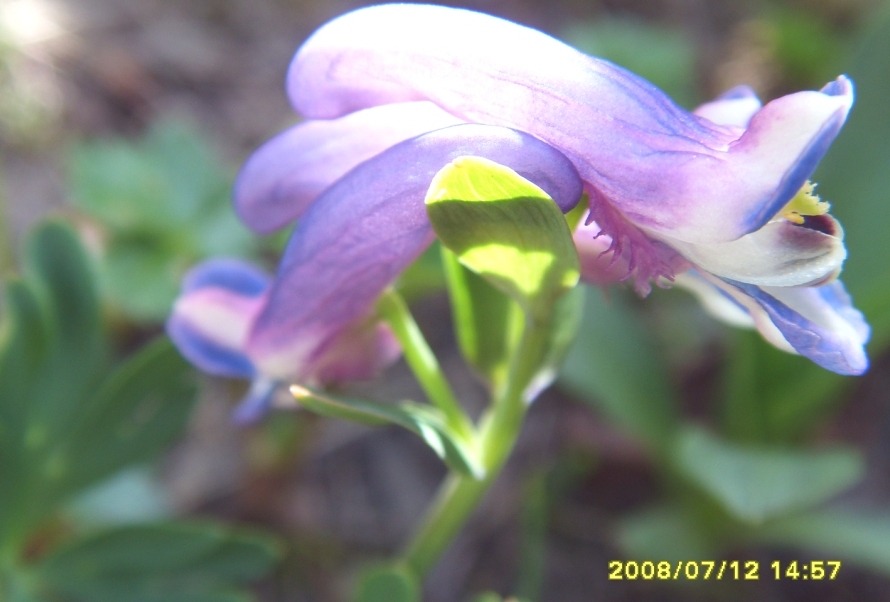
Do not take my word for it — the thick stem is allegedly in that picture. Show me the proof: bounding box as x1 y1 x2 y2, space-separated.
401 319 549 576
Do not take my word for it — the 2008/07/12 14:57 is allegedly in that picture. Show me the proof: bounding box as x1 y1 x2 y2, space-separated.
608 559 842 580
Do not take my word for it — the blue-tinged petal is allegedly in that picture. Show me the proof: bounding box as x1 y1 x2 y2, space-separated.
167 260 270 379
232 377 277 425
168 258 401 392
181 258 270 296
234 101 463 234
286 3 852 244
693 85 761 128
697 273 869 375
245 124 583 378
726 77 854 237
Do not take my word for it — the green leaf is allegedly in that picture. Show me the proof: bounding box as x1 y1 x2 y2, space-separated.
531 285 585 398
0 221 107 544
673 426 864 524
761 510 890 575
815 6 890 349
47 337 198 498
425 156 580 319
0 221 200 546
36 522 282 602
442 247 522 389
67 118 258 323
68 120 230 231
0 281 48 452
353 564 419 602
23 220 105 413
289 386 484 479
558 285 677 452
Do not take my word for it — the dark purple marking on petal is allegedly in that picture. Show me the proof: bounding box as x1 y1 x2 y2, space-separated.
801 214 838 236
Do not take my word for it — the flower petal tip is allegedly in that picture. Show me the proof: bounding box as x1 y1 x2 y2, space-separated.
231 378 278 426
167 260 270 379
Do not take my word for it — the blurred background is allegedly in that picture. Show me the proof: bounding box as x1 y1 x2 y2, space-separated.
1 0 889 601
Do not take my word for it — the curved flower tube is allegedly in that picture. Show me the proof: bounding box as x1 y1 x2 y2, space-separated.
287 4 853 248
168 124 584 420
254 4 866 374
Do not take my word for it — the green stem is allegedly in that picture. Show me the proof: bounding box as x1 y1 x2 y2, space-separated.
376 289 475 441
401 318 550 576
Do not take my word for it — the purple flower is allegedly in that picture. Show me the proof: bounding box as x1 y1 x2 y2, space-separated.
168 124 583 420
168 3 869 412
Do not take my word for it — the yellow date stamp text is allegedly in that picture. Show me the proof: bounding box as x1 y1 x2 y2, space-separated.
607 560 842 581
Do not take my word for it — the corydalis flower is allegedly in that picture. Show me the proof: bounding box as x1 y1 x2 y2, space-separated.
276 3 866 374
168 2 869 415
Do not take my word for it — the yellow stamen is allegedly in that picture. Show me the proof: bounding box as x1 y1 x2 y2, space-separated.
780 180 830 224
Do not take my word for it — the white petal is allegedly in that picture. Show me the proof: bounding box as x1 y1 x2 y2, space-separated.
663 217 846 287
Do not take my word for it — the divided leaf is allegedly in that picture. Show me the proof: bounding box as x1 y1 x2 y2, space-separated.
674 427 863 524
68 119 257 322
47 337 198 499
36 522 282 602
0 221 198 545
0 221 107 543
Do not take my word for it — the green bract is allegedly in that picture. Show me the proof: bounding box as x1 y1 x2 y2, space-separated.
425 156 580 320
289 386 483 479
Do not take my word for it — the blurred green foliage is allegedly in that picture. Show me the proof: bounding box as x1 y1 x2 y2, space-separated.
0 220 281 601
765 4 844 89
561 18 698 108
68 119 260 323
353 565 419 602
560 286 677 453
